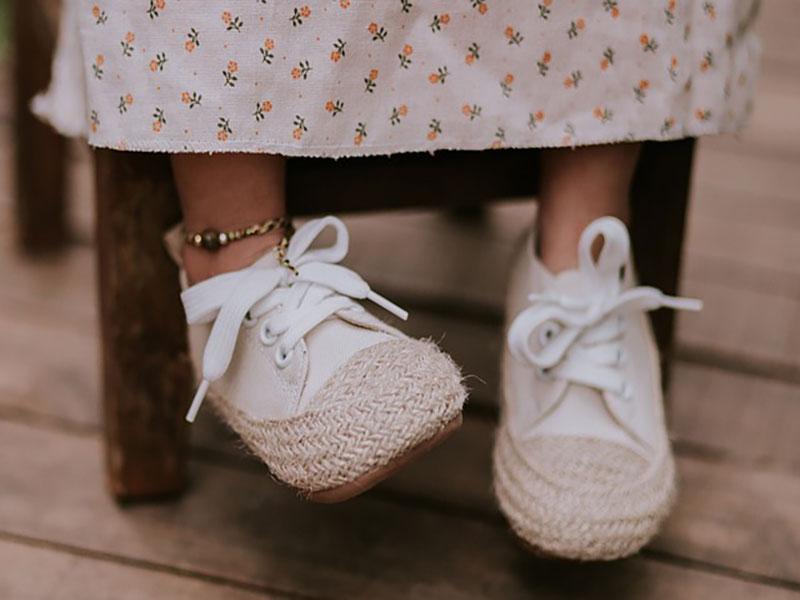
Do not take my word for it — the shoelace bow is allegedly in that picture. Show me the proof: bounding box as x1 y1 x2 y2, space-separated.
180 216 408 422
507 217 702 400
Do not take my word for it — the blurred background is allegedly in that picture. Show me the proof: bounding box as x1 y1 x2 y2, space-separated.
1 2 799 599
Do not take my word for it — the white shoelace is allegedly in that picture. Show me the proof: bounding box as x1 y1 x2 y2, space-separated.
180 216 408 423
507 217 702 400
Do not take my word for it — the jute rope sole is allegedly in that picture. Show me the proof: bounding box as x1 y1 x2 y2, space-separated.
493 425 675 561
308 414 462 503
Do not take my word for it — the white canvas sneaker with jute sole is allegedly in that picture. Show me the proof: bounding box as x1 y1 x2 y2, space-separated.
166 216 466 502
493 216 702 560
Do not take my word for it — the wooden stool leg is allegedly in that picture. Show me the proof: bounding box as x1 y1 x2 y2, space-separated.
95 150 193 500
13 0 68 254
630 138 696 384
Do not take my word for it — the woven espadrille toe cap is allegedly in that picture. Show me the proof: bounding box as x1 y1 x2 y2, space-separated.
249 338 466 493
493 428 676 561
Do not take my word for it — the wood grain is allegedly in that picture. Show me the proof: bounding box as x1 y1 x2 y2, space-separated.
0 539 281 600
2 419 797 600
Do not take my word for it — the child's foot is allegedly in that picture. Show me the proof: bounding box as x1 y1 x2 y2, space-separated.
493 216 701 560
167 216 466 502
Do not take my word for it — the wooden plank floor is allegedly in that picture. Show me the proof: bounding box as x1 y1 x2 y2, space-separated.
2 2 800 598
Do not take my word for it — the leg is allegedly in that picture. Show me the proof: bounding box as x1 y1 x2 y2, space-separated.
537 143 641 273
96 150 192 500
171 154 287 284
14 0 67 254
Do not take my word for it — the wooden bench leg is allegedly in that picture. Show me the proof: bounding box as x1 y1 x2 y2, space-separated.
95 149 192 501
13 0 68 254
630 138 696 384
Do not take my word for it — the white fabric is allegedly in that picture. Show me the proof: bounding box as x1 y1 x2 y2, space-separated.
181 216 407 422
35 0 759 156
503 216 701 455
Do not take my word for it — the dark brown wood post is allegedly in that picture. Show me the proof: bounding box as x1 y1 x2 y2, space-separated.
13 0 68 254
95 150 192 500
630 138 696 383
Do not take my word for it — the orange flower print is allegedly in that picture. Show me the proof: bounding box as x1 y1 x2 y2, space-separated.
695 108 712 121
567 19 585 39
668 55 679 81
399 44 413 68
665 0 677 25
149 52 167 72
368 22 387 42
181 91 202 108
427 118 442 141
292 115 308 140
430 14 449 33
152 107 166 132
364 69 379 93
563 70 582 89
528 110 545 130
640 34 659 52
354 122 367 145
291 6 311 27
538 0 553 20
593 106 613 123
537 51 551 76
463 103 482 120
465 42 480 65
600 47 615 70
703 2 716 20
325 99 344 116
254 100 273 121
262 38 276 64
117 93 134 114
291 60 312 80
634 79 650 102
223 60 238 86
500 73 514 97
185 28 200 53
92 4 108 24
89 110 99 134
700 50 713 72
92 54 105 79
603 0 620 18
340 0 350 8
471 0 488 15
331 39 347 63
505 26 524 46
121 32 135 57
661 116 676 135
492 126 506 149
222 12 243 31
390 104 408 125
429 66 449 84
217 116 232 141
147 0 165 19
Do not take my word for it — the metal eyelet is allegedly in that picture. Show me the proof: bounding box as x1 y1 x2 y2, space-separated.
243 311 257 328
259 322 278 346
275 346 294 369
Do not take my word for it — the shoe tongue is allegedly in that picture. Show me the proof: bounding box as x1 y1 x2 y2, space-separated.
550 268 589 297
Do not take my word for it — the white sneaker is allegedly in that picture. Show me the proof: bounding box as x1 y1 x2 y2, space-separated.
493 216 701 560
167 216 465 502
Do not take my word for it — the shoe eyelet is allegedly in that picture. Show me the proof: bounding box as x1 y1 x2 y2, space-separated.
259 322 278 346
275 346 294 369
243 311 257 328
537 321 562 347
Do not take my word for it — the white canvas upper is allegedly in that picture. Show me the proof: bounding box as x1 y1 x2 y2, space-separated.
502 216 702 460
168 216 408 423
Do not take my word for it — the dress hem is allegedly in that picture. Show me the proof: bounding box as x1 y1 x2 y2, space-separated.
83 120 747 158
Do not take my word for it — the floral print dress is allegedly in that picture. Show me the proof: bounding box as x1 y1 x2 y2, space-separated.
35 0 761 157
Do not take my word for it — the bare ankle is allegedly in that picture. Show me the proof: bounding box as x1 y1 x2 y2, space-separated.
183 230 284 284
